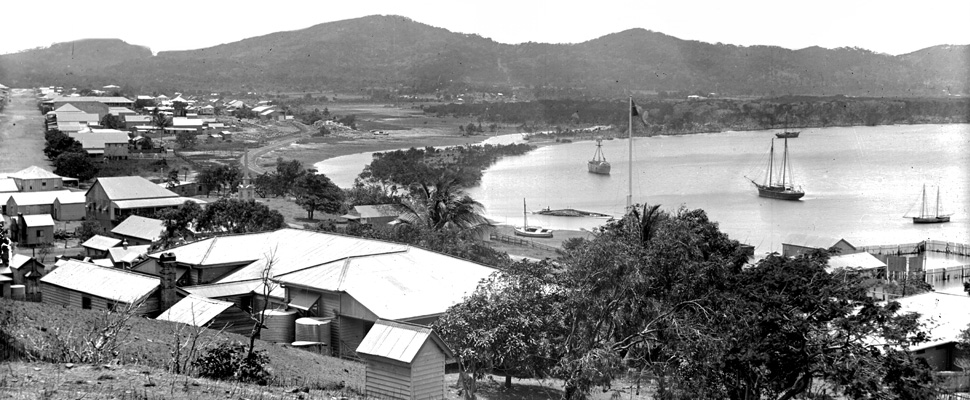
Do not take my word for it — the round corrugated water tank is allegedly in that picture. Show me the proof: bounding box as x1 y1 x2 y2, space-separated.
259 309 297 343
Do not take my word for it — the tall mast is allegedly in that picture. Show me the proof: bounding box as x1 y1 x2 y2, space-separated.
921 184 927 218
781 138 788 187
936 186 941 217
626 96 633 209
767 139 774 186
522 198 527 228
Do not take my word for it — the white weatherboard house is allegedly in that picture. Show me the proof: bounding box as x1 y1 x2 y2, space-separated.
356 319 453 400
40 259 163 316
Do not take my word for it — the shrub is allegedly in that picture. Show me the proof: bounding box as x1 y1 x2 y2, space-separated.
194 341 271 385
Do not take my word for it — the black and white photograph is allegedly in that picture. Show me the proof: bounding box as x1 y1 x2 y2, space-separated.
0 0 968 398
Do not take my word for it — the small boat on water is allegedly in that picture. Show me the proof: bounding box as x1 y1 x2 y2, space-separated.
536 207 611 218
775 130 800 139
514 199 554 238
588 138 611 174
747 138 805 200
906 184 951 224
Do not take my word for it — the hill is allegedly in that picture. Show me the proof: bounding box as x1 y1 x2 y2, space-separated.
0 15 967 97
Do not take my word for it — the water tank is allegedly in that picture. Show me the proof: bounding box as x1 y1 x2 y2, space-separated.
259 309 297 343
294 317 331 345
10 284 26 301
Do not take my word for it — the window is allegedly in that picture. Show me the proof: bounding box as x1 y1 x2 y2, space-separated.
37 230 44 238
42 182 46 187
82 297 92 309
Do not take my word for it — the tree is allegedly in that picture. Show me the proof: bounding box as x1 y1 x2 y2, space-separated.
100 114 123 130
195 198 285 234
436 260 566 399
292 170 344 220
274 158 305 195
43 130 83 160
75 221 103 243
337 114 356 129
195 167 220 197
397 177 491 235
176 132 197 149
553 205 936 399
154 201 203 250
316 125 331 136
53 151 99 181
152 109 169 144
166 168 181 188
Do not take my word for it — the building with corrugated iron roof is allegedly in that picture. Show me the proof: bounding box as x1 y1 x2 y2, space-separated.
85 176 204 228
110 215 165 246
136 228 496 358
356 319 453 400
40 259 168 316
156 294 254 335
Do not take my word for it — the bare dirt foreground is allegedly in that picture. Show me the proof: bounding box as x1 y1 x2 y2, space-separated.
0 89 48 172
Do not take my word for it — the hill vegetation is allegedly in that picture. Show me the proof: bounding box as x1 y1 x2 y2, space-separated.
0 15 966 97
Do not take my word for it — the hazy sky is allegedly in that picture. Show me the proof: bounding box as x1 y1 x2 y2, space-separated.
3 0 968 56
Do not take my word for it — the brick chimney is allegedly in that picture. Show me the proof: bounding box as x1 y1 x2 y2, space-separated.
159 252 179 312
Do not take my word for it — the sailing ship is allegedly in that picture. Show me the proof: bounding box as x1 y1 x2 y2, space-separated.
747 138 805 200
907 184 951 224
514 198 554 238
588 138 611 174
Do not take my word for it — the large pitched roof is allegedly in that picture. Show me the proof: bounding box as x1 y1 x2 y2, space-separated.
0 178 18 193
827 252 887 273
53 112 100 123
156 294 236 326
356 319 453 363
70 130 130 150
53 104 83 113
892 292 970 351
111 215 165 242
277 246 495 320
50 96 133 104
8 190 75 206
89 176 179 201
783 234 853 250
10 166 61 180
40 260 159 303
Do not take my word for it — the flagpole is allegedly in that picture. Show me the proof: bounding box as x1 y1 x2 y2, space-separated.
627 96 633 210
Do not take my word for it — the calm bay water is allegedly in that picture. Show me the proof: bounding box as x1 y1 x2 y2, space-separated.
316 124 970 254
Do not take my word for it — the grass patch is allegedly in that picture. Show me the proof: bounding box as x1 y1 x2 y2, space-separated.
0 298 364 393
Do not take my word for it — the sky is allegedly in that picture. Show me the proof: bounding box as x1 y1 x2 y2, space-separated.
3 0 969 56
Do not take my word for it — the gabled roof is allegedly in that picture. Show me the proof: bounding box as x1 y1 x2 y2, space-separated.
108 244 152 264
82 234 122 251
827 252 887 273
0 178 17 193
352 204 407 219
356 319 453 363
53 112 100 123
40 260 160 303
23 214 54 227
111 215 165 242
8 254 42 270
783 234 853 250
276 246 496 320
70 130 130 150
10 166 61 180
54 191 86 205
156 294 236 326
88 176 179 201
113 197 205 210
54 104 83 113
7 190 72 206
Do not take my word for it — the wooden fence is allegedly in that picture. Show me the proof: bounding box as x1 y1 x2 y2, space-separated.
488 232 559 253
859 240 970 257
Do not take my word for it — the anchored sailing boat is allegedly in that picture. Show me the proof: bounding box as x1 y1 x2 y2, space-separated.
747 138 805 200
907 184 951 224
514 198 554 238
588 138 611 174
775 113 800 138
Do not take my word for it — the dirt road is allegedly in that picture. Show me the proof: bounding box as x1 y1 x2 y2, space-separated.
0 89 49 172
239 121 311 175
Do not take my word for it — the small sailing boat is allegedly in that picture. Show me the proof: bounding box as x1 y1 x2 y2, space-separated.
514 198 554 238
747 138 805 200
907 184 951 224
775 113 800 138
588 138 611 174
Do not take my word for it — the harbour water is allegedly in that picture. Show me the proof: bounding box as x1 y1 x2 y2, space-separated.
316 124 970 254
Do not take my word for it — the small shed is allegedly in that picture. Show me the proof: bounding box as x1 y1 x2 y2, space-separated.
156 294 254 335
6 254 46 298
22 214 54 246
81 234 122 258
356 319 454 400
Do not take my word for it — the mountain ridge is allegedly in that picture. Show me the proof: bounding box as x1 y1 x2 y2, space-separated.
0 15 966 97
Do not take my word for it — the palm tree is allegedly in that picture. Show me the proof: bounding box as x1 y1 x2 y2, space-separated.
397 177 492 237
